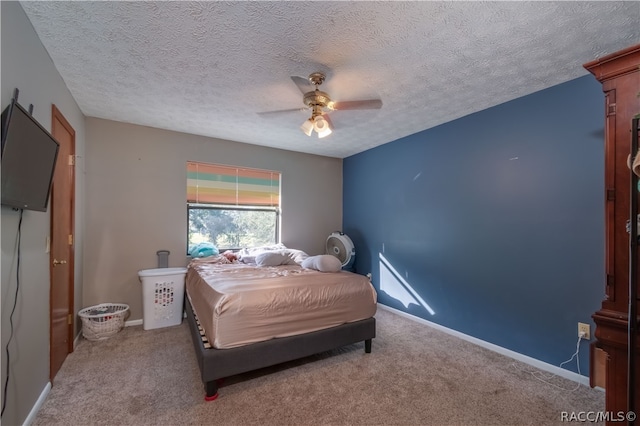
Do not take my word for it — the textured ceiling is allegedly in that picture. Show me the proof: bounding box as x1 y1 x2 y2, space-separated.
20 1 640 158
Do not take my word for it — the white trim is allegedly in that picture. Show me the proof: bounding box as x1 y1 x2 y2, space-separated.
377 303 601 388
124 319 143 327
73 331 81 349
23 381 51 426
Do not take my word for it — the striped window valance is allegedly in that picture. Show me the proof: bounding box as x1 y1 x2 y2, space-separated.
187 161 280 207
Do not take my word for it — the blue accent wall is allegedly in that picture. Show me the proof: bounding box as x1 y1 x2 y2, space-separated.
344 75 605 374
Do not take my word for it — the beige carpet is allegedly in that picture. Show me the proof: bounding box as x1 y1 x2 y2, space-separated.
33 308 604 425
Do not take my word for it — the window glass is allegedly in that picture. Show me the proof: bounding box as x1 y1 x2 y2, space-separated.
188 205 278 251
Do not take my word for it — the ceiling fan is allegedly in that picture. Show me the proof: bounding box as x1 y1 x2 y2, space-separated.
259 72 383 138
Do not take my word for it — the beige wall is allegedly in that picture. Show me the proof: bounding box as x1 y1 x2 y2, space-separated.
84 118 343 320
1 2 86 425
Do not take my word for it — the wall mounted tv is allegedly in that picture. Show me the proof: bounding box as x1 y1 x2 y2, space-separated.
1 98 59 212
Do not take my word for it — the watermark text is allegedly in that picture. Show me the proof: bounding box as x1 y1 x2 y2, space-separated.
561 411 636 422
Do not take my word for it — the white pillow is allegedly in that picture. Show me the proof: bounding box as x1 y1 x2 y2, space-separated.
238 244 288 264
255 252 296 267
238 254 257 264
238 243 287 257
281 248 309 264
301 255 342 272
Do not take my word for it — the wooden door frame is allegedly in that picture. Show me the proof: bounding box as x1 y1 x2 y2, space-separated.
50 104 76 365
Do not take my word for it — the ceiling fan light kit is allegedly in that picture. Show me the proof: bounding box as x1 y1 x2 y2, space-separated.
301 118 314 136
313 116 332 138
300 115 332 138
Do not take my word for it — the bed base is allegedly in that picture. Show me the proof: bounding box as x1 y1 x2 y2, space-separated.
185 297 376 400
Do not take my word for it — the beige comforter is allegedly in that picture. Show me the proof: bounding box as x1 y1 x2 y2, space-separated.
186 257 377 349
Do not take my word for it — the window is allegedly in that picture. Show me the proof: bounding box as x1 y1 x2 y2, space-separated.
187 162 280 251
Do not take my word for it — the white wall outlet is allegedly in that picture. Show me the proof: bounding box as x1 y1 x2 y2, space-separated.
578 322 591 340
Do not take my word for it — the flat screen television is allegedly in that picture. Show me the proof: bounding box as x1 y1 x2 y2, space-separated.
1 99 60 212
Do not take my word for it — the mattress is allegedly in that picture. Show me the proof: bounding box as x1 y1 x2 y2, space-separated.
186 257 377 349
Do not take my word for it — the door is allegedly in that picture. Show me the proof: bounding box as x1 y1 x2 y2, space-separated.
49 105 75 382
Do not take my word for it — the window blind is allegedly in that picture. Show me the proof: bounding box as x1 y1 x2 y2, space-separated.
187 161 280 207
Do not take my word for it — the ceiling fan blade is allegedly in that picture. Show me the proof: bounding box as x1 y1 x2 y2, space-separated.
257 107 307 117
291 76 314 94
330 99 383 111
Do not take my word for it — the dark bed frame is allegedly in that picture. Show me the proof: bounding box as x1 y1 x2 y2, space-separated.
185 297 376 400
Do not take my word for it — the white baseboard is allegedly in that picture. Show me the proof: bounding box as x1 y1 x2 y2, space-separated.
124 319 143 327
377 304 600 388
23 381 51 426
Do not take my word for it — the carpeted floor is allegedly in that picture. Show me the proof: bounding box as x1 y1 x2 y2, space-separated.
33 308 604 425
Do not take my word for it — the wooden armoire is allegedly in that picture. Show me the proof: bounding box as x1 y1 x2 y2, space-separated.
584 44 640 420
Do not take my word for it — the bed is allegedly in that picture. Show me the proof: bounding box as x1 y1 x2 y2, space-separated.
184 249 377 400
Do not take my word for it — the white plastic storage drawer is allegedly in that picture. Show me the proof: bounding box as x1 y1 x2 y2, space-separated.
138 267 187 330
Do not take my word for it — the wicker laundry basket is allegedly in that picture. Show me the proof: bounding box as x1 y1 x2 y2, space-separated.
78 303 129 341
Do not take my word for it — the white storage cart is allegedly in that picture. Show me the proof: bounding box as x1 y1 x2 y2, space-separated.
138 267 187 330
